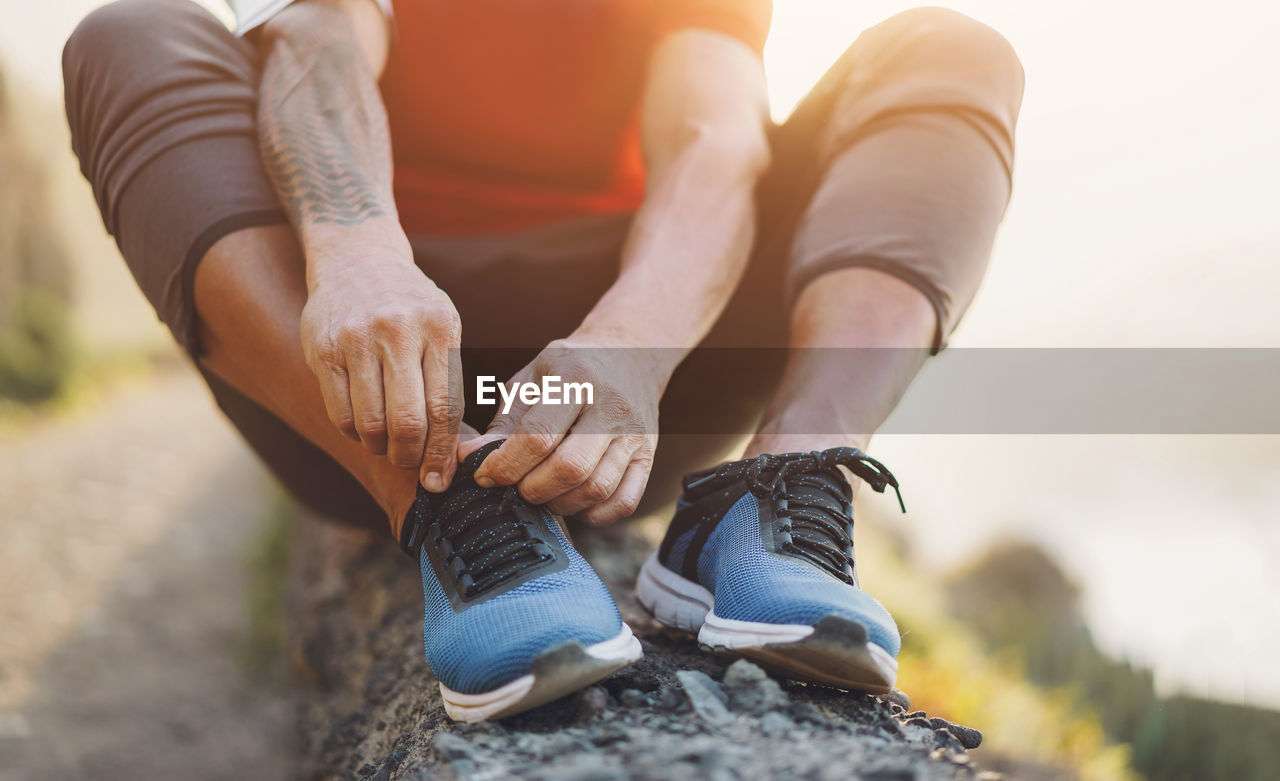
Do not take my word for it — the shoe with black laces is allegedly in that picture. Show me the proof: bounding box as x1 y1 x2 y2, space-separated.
636 447 904 692
400 440 642 722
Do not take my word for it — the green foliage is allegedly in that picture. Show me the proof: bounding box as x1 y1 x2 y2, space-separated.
1130 697 1280 781
0 63 79 404
947 541 1280 781
856 522 1139 779
242 488 294 676
0 287 78 402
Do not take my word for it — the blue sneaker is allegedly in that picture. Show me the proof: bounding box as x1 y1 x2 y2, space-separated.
400 441 642 722
636 447 904 692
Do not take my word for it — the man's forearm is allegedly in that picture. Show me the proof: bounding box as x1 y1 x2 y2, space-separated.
257 1 411 286
570 31 770 382
253 2 463 488
574 135 766 368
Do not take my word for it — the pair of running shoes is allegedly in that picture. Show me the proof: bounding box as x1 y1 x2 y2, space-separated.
400 440 904 723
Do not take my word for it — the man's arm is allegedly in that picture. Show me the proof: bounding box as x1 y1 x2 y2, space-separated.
577 29 771 355
472 30 770 521
258 0 392 228
257 0 463 492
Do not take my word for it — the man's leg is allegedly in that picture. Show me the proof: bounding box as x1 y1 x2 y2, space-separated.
748 7 1026 467
746 269 934 457
636 8 1023 691
63 0 409 532
194 226 420 529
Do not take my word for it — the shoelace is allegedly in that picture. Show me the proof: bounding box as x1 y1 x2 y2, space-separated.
402 442 555 599
690 447 904 585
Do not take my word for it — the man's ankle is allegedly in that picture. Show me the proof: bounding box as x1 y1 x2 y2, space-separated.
380 475 422 539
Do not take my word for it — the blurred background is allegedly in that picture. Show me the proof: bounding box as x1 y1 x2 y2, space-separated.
1 1 1277 779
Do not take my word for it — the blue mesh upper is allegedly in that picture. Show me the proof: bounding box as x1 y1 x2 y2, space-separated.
674 492 900 656
664 523 698 577
421 512 622 694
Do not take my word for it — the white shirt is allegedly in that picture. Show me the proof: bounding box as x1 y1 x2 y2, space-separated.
228 0 392 35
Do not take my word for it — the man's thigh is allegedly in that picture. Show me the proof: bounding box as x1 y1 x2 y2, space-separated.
64 0 287 357
65 2 383 525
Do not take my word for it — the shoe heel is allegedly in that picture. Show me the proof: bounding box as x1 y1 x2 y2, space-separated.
635 552 713 632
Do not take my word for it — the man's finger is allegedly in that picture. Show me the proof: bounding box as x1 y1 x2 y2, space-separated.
419 342 462 492
314 362 359 441
473 398 582 488
544 435 631 515
520 431 613 506
455 421 484 457
348 352 388 455
458 430 504 461
382 351 428 470
579 455 651 526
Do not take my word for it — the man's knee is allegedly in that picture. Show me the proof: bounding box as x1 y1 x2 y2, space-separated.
65 1 194 154
63 0 238 129
64 0 262 233
878 7 1021 65
859 7 1025 110
64 0 189 81
63 0 135 67
64 2 129 123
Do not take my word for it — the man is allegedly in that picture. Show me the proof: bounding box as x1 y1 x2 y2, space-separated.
63 0 1022 722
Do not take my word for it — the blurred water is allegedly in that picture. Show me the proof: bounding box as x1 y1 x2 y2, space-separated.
872 434 1280 710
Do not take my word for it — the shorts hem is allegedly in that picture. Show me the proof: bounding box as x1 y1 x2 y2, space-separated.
179 208 289 358
787 254 949 354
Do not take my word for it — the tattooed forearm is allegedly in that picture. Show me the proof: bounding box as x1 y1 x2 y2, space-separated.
258 4 394 228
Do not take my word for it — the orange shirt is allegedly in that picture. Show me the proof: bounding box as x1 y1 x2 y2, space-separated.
380 0 771 235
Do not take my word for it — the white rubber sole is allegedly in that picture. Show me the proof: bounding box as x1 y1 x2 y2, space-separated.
438 622 643 723
635 552 898 691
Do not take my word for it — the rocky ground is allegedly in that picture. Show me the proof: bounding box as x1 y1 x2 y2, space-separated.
289 515 995 781
1 367 1001 780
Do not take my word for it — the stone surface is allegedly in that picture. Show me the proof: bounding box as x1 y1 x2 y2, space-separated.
676 670 733 726
723 658 790 715
761 711 795 736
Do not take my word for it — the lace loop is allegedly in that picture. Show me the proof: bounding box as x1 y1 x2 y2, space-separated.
739 447 905 513
402 442 556 599
692 447 905 585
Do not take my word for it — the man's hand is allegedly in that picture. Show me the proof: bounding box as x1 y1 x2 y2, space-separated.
463 30 768 520
467 340 662 525
301 250 463 491
257 2 465 492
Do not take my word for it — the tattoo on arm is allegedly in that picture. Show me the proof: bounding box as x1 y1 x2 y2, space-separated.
258 6 393 228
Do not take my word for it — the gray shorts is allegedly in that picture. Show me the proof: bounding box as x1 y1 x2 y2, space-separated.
63 0 1022 526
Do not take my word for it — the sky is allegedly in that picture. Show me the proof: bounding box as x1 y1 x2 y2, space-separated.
3 0 1279 708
